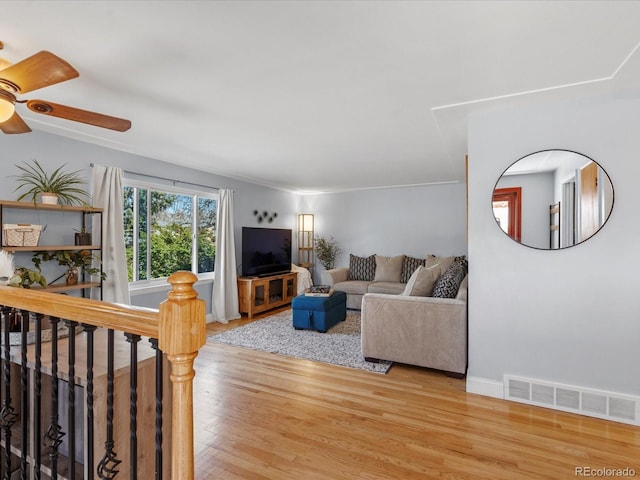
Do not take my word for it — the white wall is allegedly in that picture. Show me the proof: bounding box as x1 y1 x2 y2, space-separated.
467 94 640 398
301 182 468 281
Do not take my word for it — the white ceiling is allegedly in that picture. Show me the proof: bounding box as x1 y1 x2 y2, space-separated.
1 1 640 193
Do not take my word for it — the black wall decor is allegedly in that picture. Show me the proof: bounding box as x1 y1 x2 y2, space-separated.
253 210 278 223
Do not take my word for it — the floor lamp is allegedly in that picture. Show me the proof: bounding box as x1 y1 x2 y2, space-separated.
297 213 314 272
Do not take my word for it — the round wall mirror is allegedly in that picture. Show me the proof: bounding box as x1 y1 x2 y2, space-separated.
492 149 614 249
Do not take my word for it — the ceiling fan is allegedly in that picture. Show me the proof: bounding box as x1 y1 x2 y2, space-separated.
0 50 131 134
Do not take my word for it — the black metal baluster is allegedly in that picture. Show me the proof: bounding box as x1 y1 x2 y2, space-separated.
125 333 140 480
0 306 4 480
19 311 29 480
65 321 77 480
0 306 17 480
97 329 121 479
149 339 162 480
34 313 43 480
44 316 65 479
83 324 97 478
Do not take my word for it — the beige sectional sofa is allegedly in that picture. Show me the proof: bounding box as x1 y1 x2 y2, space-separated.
322 253 468 376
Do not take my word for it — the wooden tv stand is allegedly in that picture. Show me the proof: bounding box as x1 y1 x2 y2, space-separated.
237 272 297 318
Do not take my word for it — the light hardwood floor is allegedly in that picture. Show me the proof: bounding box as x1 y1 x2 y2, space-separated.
195 310 640 479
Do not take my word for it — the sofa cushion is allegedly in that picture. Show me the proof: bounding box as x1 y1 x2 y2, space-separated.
430 255 457 271
400 256 426 283
334 280 371 296
367 281 406 295
374 255 404 283
347 254 376 281
425 254 439 268
432 258 467 298
401 264 441 296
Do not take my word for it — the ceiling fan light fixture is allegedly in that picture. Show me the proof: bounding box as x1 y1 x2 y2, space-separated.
0 89 15 122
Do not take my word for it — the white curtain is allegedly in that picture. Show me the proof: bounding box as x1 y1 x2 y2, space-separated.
210 189 240 323
92 165 130 304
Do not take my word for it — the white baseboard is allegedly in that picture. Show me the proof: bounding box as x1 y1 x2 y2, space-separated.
466 376 504 399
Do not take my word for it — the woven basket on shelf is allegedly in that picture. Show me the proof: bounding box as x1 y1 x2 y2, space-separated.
2 224 43 247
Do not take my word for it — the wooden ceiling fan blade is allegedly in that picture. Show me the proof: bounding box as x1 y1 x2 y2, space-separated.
0 111 32 134
0 58 11 71
27 100 131 132
0 51 79 93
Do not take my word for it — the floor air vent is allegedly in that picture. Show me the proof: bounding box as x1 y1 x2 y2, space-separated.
504 376 639 426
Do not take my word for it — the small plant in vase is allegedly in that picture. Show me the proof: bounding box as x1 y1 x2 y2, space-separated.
314 235 342 270
74 226 92 245
0 251 47 288
32 250 106 286
13 159 91 206
8 267 47 289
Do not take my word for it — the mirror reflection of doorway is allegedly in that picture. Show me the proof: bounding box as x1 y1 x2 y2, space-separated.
580 161 599 241
492 187 522 242
561 180 576 248
549 202 560 249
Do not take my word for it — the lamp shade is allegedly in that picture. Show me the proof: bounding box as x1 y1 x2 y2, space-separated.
297 213 315 268
0 90 15 123
298 213 314 232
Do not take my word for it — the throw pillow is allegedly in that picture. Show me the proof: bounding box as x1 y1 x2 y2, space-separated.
401 264 441 296
430 255 456 272
454 255 469 273
347 254 376 281
432 258 467 298
425 254 438 268
374 255 405 283
400 255 426 283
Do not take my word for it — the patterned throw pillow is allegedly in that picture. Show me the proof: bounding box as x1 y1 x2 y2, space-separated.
432 257 468 298
347 254 376 281
400 256 426 283
454 255 468 273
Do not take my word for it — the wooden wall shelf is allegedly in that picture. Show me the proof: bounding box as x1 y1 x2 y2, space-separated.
0 200 102 213
2 245 101 253
0 200 103 298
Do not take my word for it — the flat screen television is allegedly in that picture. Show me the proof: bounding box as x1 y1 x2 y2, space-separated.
241 227 292 277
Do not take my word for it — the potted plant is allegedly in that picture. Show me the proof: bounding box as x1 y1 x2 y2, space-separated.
74 226 92 245
314 235 342 270
13 159 91 206
32 249 106 285
8 266 47 288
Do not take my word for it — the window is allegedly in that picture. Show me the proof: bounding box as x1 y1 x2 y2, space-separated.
124 181 217 283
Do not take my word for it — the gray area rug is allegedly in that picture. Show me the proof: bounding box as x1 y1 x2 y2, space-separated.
208 310 392 374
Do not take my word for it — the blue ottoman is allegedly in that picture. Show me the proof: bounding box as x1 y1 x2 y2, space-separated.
292 291 347 333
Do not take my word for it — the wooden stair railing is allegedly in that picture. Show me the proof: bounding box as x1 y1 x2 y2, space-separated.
159 272 206 480
0 270 206 480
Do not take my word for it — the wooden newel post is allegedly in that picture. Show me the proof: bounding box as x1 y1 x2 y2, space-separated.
159 271 206 480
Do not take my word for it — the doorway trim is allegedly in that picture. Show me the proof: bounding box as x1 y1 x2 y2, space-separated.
492 187 522 242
